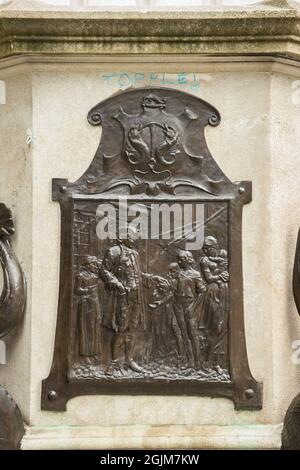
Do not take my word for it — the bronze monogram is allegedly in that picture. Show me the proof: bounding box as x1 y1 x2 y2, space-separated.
42 87 262 411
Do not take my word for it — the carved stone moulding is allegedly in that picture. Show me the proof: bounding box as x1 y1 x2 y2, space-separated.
42 87 262 411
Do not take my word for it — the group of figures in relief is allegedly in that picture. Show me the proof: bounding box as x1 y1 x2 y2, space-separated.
73 231 229 381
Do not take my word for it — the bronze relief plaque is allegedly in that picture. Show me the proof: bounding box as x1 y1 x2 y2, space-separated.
42 87 262 411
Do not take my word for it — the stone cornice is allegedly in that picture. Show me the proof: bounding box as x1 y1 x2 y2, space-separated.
1 2 300 60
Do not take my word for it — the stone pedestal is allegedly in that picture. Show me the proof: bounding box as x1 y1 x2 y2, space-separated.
0 1 300 449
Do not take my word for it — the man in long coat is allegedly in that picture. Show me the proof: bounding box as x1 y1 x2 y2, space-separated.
100 231 166 373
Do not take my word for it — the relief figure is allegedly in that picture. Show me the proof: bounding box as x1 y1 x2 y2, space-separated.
172 251 206 369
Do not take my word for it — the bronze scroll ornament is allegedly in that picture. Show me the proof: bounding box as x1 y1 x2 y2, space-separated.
0 203 26 449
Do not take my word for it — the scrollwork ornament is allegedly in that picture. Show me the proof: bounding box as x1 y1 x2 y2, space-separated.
208 113 221 127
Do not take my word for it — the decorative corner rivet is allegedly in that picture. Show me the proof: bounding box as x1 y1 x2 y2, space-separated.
239 187 245 194
245 388 254 399
48 390 58 401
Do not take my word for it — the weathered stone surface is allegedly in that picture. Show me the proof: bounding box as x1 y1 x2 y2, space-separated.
1 1 300 450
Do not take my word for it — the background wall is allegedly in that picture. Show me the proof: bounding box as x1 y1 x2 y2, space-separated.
1 58 300 448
